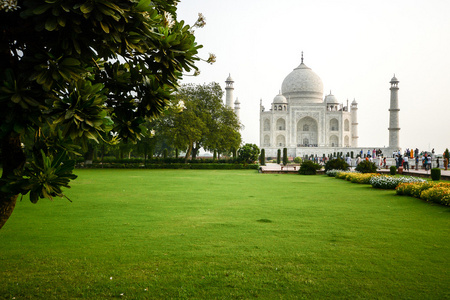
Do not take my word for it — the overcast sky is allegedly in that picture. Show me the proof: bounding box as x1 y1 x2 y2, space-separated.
177 0 449 154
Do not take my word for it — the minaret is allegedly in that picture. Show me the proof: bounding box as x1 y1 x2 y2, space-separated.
225 74 234 109
351 99 358 147
234 98 240 120
388 75 400 150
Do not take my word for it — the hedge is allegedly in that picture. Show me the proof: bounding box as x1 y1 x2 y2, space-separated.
76 163 259 170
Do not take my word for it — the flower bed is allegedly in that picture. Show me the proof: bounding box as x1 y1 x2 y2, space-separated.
331 171 379 184
348 173 380 184
369 175 425 189
334 170 358 180
396 182 450 206
326 169 345 177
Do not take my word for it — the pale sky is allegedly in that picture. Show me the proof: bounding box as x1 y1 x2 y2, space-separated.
177 0 450 154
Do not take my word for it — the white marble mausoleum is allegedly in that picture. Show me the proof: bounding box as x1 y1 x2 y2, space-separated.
251 55 400 158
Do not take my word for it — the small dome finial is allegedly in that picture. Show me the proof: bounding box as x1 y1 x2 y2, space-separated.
301 51 304 64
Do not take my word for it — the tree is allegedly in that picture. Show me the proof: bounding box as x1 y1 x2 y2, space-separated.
283 148 288 165
259 149 265 166
0 0 206 228
238 144 260 165
152 82 241 161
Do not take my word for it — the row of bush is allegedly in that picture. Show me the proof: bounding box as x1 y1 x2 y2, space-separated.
77 163 259 170
76 157 240 164
326 169 448 206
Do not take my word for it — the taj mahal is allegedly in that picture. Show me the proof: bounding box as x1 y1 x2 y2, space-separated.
225 53 401 159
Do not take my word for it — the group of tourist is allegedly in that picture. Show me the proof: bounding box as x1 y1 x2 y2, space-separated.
391 148 442 171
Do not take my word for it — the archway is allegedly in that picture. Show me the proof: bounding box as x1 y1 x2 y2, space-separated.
297 117 318 146
276 135 286 147
330 135 339 147
330 118 339 131
263 119 270 131
276 118 286 131
344 119 350 131
344 135 350 147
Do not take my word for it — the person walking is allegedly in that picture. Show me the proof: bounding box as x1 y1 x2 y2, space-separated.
427 155 432 170
403 155 409 171
415 156 419 170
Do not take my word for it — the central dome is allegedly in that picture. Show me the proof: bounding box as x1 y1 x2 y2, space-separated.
281 62 323 103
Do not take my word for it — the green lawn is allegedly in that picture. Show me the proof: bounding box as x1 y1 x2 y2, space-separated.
1 169 449 299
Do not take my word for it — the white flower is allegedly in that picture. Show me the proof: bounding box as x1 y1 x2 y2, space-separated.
163 11 175 29
177 100 186 111
0 0 20 12
194 13 206 28
150 129 155 136
206 53 216 64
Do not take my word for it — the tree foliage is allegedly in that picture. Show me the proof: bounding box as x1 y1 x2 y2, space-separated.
151 82 241 161
355 160 377 173
0 0 205 228
298 160 322 175
324 158 349 172
238 144 260 165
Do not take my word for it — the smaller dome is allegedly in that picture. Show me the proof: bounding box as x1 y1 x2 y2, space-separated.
390 74 399 83
351 99 358 105
226 74 233 82
273 92 287 104
325 92 339 104
234 98 240 104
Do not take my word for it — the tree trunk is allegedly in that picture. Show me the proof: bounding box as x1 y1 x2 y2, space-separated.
0 134 26 229
192 146 199 160
184 144 193 164
84 144 95 165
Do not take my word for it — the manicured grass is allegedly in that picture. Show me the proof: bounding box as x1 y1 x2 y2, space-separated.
1 169 449 299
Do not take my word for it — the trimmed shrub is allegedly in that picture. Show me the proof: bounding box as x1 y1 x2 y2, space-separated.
260 149 266 166
324 158 349 172
355 160 377 173
277 149 281 164
298 160 321 175
390 166 396 175
294 157 302 164
283 148 288 165
431 168 441 181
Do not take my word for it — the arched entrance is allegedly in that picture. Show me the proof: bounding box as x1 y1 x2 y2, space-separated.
330 135 339 147
297 117 318 146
